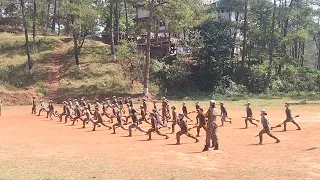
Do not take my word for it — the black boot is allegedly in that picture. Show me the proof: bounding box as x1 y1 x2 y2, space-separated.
202 145 209 152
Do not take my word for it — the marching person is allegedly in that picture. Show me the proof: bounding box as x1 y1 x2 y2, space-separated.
71 105 82 126
160 97 169 122
59 101 68 122
91 107 112 131
32 97 37 114
182 102 192 122
203 100 219 151
175 113 199 145
0 100 2 116
146 112 169 140
258 110 280 145
111 110 127 134
37 100 47 116
127 108 147 137
244 102 258 128
46 100 55 120
170 105 178 134
220 102 231 126
271 103 301 131
193 107 207 137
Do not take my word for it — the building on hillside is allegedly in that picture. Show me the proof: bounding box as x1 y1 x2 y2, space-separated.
210 2 242 57
134 4 174 57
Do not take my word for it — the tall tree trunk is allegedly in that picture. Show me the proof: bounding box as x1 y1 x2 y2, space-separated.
52 0 57 33
72 32 80 69
110 1 116 60
45 1 50 35
240 0 248 83
266 0 277 93
144 3 153 97
318 49 320 69
20 0 33 74
124 0 129 39
231 12 239 58
114 2 120 43
32 0 37 44
57 0 61 35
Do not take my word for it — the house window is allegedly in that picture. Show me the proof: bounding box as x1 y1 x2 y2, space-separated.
221 9 225 13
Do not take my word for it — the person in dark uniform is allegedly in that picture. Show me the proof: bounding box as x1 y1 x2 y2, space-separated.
59 101 68 122
138 105 149 124
91 107 112 131
244 102 258 128
152 100 157 111
32 97 37 114
142 98 147 111
86 100 92 114
127 108 147 137
271 103 301 131
146 112 169 140
46 100 55 120
128 97 133 107
81 106 92 128
160 98 169 122
68 98 73 109
112 110 127 134
71 105 82 125
118 97 125 114
175 113 199 145
182 102 192 121
195 102 200 111
203 100 219 151
170 105 178 134
258 110 280 145
112 96 118 105
220 102 231 126
64 103 73 123
194 107 207 137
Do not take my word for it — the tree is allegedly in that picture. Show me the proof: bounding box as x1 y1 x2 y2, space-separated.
109 0 116 60
61 0 98 69
19 0 33 74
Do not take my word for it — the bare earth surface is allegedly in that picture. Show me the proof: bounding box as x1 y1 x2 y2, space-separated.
0 104 319 180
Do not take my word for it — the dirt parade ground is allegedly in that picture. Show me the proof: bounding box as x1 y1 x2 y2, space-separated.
0 103 319 180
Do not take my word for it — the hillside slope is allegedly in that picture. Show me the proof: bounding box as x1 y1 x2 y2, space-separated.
0 34 145 105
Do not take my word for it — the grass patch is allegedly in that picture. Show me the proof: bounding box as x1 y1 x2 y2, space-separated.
59 39 143 98
0 33 59 90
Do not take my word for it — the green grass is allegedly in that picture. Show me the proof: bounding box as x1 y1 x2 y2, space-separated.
58 39 143 100
0 33 59 90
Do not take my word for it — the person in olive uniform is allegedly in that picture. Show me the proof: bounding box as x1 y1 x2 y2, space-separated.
195 102 200 111
32 97 37 114
182 102 192 122
111 110 127 134
160 98 169 122
203 100 219 151
271 103 301 131
170 105 178 134
146 112 169 140
59 101 68 122
220 102 231 126
193 107 207 137
142 98 147 111
46 100 55 120
258 110 280 145
244 102 258 128
91 107 112 131
81 106 93 128
175 113 199 145
127 107 147 137
71 105 82 125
